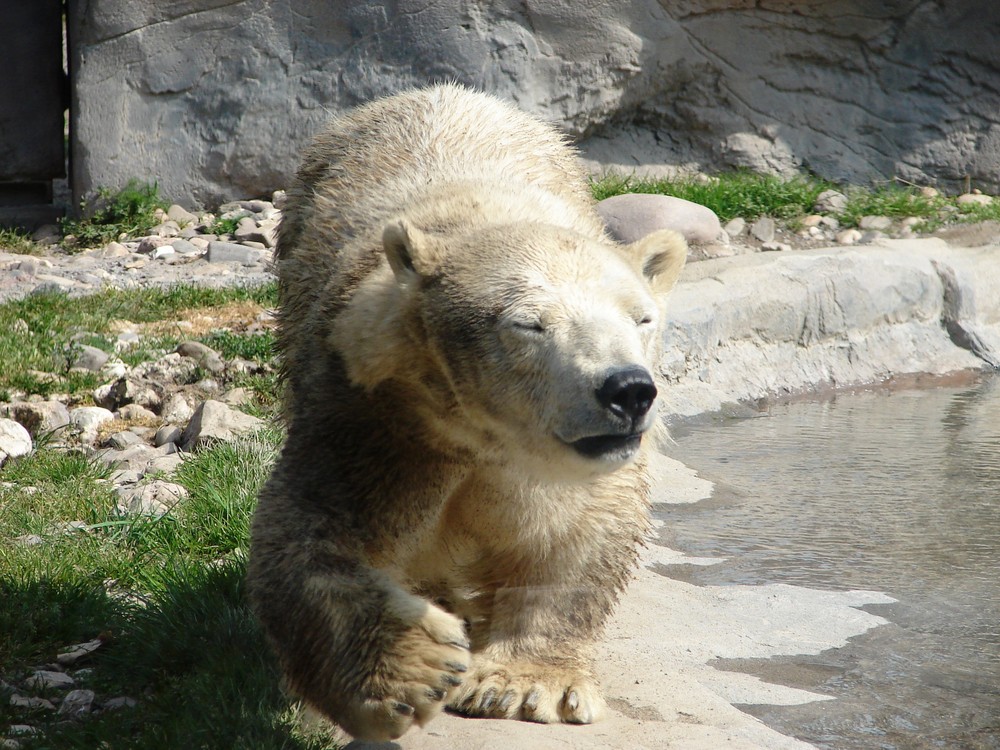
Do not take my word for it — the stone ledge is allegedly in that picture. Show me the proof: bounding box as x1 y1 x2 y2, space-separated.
660 239 1000 418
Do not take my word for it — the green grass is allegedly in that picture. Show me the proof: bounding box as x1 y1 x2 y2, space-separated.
590 172 1000 230
210 215 244 236
0 283 278 400
59 181 169 250
591 171 834 222
0 278 314 746
0 431 338 749
0 227 40 255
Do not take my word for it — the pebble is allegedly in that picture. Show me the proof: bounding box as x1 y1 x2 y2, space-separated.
26 670 75 690
957 192 993 206
115 480 188 518
814 189 848 214
836 229 863 245
57 689 96 718
750 217 776 243
181 399 264 450
859 215 893 231
723 217 746 239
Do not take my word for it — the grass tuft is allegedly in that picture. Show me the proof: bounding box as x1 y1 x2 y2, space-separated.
59 181 169 250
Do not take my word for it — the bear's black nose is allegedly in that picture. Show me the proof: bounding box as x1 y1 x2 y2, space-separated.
596 367 658 423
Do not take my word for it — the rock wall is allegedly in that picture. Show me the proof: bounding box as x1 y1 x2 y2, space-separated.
68 1 1000 208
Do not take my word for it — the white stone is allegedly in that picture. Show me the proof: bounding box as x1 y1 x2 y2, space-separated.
836 228 863 245
70 406 115 444
0 419 32 464
596 194 721 245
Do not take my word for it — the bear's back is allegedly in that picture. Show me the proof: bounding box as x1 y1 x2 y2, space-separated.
279 85 592 264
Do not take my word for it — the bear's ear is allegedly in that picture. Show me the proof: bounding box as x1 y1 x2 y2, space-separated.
623 229 688 294
383 219 443 281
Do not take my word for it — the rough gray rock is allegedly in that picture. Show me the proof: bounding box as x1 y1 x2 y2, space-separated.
596 194 721 246
69 2 1000 208
115 480 188 518
25 671 74 690
57 689 96 718
0 401 70 438
180 399 264 449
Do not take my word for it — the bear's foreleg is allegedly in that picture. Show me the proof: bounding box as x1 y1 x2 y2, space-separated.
249 508 471 740
449 579 616 724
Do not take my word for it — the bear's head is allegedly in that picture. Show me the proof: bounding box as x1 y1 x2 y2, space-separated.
333 219 686 478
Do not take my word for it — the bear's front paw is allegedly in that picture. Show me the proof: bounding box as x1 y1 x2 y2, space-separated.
449 661 605 724
340 604 471 741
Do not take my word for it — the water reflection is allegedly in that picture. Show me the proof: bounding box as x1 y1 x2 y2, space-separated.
660 376 1000 749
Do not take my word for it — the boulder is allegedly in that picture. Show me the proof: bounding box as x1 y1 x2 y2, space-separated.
596 194 721 246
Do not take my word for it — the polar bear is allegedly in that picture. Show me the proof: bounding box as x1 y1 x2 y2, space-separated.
248 84 687 742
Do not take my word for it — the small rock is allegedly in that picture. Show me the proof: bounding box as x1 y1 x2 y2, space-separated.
272 190 287 209
161 393 195 424
115 480 188 518
596 194 722 245
860 230 887 244
14 534 44 546
107 431 142 450
95 241 131 258
56 639 103 666
168 238 201 255
116 403 157 421
836 229 863 245
760 241 792 252
136 236 172 254
26 670 75 690
102 696 138 711
207 241 268 265
859 215 893 231
9 694 56 711
147 453 184 475
70 344 110 372
57 689 95 718
819 215 841 230
0 419 32 465
176 341 226 374
12 318 29 335
920 186 940 198
749 217 776 243
151 245 176 260
723 217 746 239
0 401 70 438
181 400 264 450
219 387 252 406
98 444 161 473
166 204 198 225
69 406 115 444
814 189 848 214
957 192 993 206
154 424 182 447
800 214 824 228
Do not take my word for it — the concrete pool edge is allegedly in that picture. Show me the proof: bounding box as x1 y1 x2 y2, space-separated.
660 238 1000 420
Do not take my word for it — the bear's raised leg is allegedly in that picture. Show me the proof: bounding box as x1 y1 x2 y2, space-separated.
249 489 471 740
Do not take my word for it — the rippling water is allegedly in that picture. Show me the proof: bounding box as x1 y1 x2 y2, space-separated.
660 375 1000 749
